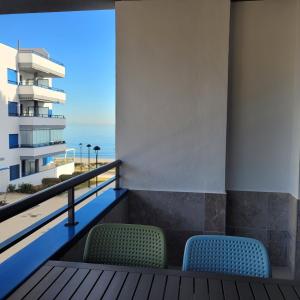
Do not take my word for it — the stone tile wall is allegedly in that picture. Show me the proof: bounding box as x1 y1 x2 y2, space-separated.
226 191 297 269
127 189 298 272
127 190 226 266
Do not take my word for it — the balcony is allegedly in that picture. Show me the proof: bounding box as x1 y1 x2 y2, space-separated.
18 49 65 78
0 161 297 299
14 161 75 186
20 142 66 159
18 82 66 104
19 113 66 128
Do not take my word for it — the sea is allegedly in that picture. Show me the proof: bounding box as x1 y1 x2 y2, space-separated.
63 124 115 160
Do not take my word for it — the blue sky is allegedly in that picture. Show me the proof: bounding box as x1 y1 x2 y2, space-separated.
0 10 116 125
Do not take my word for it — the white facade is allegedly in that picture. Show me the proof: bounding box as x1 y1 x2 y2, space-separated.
0 43 74 192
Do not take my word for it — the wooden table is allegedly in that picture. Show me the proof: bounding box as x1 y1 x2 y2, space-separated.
8 260 300 300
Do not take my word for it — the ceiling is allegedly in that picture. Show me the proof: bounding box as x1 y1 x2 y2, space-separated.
0 0 262 15
0 0 115 14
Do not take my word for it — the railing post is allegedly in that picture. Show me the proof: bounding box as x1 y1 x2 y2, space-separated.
115 165 120 190
65 187 78 226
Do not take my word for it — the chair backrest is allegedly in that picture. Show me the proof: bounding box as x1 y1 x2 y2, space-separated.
83 223 167 268
182 235 271 278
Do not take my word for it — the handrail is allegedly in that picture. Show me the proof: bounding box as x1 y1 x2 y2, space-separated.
19 81 65 93
0 160 121 223
0 176 116 254
20 113 65 119
18 49 64 66
20 141 66 148
0 188 127 300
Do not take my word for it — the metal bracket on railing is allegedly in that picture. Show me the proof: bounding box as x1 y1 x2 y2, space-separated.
115 165 121 190
65 187 78 226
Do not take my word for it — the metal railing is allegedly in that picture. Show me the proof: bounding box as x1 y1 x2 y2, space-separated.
18 49 64 66
20 141 66 148
0 160 121 253
19 81 65 93
20 112 65 119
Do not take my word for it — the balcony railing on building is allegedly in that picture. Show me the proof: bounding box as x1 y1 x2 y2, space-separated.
20 140 66 148
0 160 123 298
20 111 65 119
18 49 64 66
19 80 65 93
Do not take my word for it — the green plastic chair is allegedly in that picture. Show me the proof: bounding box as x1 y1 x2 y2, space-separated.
83 223 167 268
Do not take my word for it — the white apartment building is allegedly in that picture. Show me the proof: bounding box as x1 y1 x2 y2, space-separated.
0 42 74 192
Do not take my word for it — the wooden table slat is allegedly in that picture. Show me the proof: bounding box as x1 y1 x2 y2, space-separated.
179 276 193 300
236 281 254 300
133 273 154 300
279 285 300 300
23 266 65 300
222 280 239 300
102 271 128 300
264 284 285 300
118 272 141 300
164 276 180 300
294 286 300 298
9 260 300 300
194 278 209 300
86 270 115 300
148 274 167 300
7 265 53 300
70 269 102 300
55 268 89 300
40 267 77 300
209 278 224 300
250 282 269 300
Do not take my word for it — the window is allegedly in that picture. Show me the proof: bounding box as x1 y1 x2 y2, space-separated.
20 129 64 147
9 134 19 149
8 101 18 116
43 156 53 166
10 164 20 181
22 160 38 176
7 68 18 84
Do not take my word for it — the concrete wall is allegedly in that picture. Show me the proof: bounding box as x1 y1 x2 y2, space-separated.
226 0 300 276
116 0 230 193
226 0 300 198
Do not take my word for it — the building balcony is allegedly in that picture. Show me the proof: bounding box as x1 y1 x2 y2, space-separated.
19 142 66 159
16 161 74 185
18 50 65 78
18 82 66 104
19 114 66 128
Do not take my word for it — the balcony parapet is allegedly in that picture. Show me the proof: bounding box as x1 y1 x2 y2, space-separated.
19 142 66 159
20 141 66 148
18 50 65 78
0 160 124 299
19 114 66 128
18 82 66 104
20 113 65 119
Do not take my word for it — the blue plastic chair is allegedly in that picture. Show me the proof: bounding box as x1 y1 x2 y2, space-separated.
182 235 271 278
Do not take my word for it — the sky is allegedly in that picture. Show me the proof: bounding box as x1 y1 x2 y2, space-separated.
0 10 116 126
